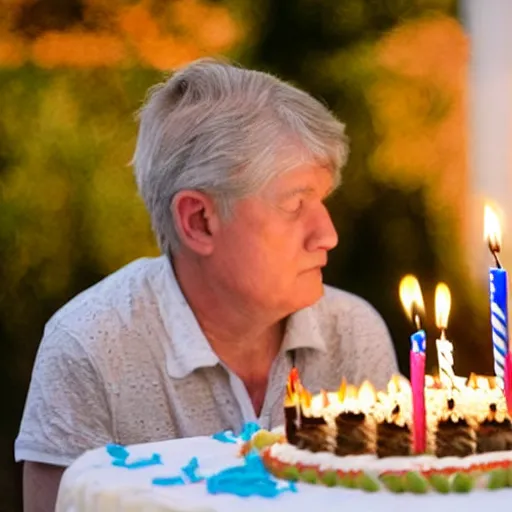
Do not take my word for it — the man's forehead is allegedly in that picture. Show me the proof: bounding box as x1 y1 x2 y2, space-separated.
269 164 335 195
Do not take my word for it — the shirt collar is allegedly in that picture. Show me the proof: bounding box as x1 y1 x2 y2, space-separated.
281 304 328 354
157 257 327 379
159 257 219 379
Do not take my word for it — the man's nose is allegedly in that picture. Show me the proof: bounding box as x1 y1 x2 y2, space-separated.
305 204 339 252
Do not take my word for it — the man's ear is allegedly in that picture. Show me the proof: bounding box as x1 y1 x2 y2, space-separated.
171 190 220 255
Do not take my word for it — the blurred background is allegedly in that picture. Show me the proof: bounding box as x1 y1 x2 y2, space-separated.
1 0 512 509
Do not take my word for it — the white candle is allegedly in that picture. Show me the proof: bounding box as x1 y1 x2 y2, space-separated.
435 282 455 388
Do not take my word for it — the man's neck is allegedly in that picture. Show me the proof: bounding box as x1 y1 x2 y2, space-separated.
171 254 285 379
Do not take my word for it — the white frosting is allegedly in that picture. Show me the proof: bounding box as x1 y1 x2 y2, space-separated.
269 442 512 475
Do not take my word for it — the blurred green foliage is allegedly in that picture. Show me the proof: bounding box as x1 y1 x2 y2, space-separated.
0 0 496 510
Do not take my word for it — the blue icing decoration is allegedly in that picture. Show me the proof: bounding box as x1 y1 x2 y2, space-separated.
106 443 129 461
181 457 203 483
112 453 162 469
106 441 162 470
212 431 238 444
152 457 204 486
212 422 261 444
206 451 296 498
152 476 185 486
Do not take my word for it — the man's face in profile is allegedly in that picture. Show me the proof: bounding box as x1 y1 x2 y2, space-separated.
210 162 339 317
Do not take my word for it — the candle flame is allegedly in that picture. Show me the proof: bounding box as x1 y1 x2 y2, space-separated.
376 390 388 403
289 367 300 391
387 374 402 395
399 377 412 394
299 387 312 409
358 380 377 407
286 368 300 401
467 372 478 389
345 384 358 400
387 378 398 395
399 274 425 328
467 372 495 390
337 377 347 403
484 204 503 254
285 368 304 407
435 282 451 331
476 376 490 391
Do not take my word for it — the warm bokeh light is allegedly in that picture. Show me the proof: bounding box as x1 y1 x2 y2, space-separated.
484 203 503 253
0 0 241 69
435 282 451 330
32 31 125 68
0 37 25 66
399 274 425 326
370 15 467 228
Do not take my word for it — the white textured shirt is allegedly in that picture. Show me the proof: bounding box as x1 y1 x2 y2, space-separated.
15 256 398 467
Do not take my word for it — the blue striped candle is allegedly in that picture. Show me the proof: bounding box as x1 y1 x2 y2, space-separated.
489 268 509 389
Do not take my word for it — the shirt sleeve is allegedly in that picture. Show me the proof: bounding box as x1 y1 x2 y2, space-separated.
15 320 113 467
349 297 400 391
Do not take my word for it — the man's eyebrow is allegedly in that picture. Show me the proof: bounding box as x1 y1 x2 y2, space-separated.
280 186 316 198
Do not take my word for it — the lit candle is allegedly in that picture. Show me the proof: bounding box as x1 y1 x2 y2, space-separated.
284 368 302 444
435 282 455 388
399 275 427 454
484 204 510 399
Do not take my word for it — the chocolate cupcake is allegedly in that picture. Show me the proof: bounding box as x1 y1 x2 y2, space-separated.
335 411 374 456
476 403 512 453
376 405 412 458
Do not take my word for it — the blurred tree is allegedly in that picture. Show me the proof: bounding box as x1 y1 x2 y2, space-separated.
14 0 86 39
0 0 242 68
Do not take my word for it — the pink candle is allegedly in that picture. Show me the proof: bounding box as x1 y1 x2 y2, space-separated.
410 330 427 454
505 353 512 415
399 275 427 454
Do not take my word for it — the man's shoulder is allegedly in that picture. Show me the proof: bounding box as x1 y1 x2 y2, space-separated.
313 284 390 343
317 284 381 317
48 256 168 342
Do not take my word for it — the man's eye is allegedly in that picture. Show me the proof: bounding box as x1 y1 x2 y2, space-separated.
283 198 303 213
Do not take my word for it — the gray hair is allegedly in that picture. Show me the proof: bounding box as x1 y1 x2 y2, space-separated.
132 58 349 254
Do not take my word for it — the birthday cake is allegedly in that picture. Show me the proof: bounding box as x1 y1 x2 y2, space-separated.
56 206 512 509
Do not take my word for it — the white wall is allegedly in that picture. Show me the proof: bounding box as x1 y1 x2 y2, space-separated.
463 0 512 279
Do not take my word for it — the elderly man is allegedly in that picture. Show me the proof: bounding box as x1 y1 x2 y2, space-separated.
15 59 398 511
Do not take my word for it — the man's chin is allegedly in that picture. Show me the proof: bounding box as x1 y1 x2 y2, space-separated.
290 284 325 311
